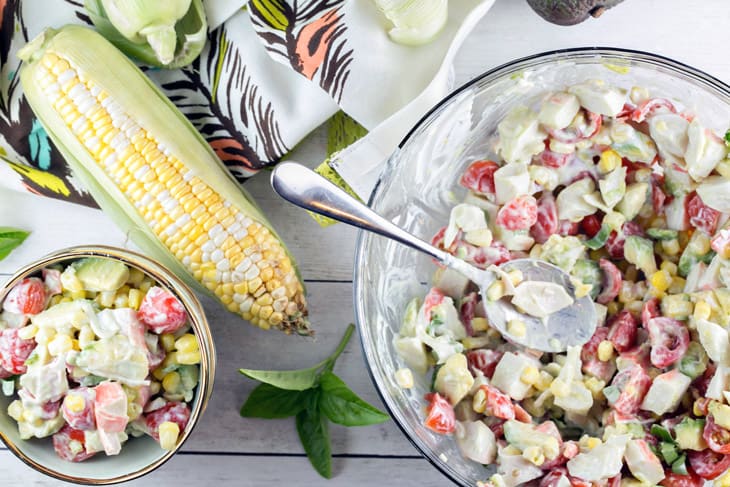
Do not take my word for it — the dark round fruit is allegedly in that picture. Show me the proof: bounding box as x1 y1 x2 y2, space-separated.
526 0 626 26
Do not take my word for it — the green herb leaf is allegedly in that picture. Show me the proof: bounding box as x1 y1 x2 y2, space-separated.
0 227 30 261
724 128 730 146
296 397 331 479
239 366 321 391
318 371 389 426
240 383 313 419
238 324 356 390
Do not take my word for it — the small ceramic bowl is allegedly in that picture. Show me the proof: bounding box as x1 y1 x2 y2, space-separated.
0 245 215 484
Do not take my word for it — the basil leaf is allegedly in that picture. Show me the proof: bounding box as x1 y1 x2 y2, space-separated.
240 383 312 419
239 366 320 391
318 371 390 426
238 324 356 390
296 398 331 479
0 227 30 261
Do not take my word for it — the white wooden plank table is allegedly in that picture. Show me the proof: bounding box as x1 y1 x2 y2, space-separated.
1 0 729 484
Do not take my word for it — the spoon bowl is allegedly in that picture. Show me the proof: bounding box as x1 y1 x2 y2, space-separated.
271 162 596 352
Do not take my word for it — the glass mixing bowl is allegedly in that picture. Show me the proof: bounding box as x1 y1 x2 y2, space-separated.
354 48 730 486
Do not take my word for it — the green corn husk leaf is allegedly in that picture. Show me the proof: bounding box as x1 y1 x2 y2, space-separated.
17 26 308 333
84 0 207 68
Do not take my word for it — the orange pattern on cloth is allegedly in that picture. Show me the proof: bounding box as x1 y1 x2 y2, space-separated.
294 8 342 80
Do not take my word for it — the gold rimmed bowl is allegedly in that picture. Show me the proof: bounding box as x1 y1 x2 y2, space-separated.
0 245 215 484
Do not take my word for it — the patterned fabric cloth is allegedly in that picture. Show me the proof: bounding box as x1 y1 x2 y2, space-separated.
0 0 493 209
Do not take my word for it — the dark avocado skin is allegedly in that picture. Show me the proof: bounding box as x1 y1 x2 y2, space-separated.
526 0 625 26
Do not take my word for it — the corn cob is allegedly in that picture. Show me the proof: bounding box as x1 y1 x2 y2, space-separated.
18 26 309 334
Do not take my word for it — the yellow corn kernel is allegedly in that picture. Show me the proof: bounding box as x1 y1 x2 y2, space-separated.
7 400 23 421
573 281 593 299
522 446 545 466
17 325 38 340
507 269 523 286
78 326 96 349
599 149 621 173
582 436 602 450
649 271 671 297
98 290 115 308
174 334 198 354
624 300 644 316
48 334 73 356
35 327 56 344
158 421 180 451
63 393 86 414
149 380 161 396
694 398 707 417
550 378 570 398
473 388 487 413
162 371 181 392
502 445 521 456
139 279 154 293
487 281 505 301
49 294 63 306
176 350 201 365
606 301 621 315
520 366 539 385
662 238 681 256
597 340 614 362
508 319 527 338
584 376 606 398
535 371 553 392
113 293 128 308
660 260 678 276
70 289 86 300
160 333 176 352
694 300 712 321
128 288 143 310
471 317 489 332
668 276 686 294
127 267 145 286
394 368 414 389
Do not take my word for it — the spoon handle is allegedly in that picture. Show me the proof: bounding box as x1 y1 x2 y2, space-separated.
271 162 484 282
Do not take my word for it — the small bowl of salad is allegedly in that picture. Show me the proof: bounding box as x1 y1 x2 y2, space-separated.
355 48 730 486
0 245 215 484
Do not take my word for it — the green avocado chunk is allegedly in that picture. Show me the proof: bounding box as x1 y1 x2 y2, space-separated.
73 257 129 292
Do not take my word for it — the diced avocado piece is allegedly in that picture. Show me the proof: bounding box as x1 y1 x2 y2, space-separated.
624 236 657 276
671 454 688 475
646 228 678 241
399 298 422 337
434 353 474 405
72 257 129 292
674 417 707 451
678 231 714 277
679 342 708 379
570 259 601 299
503 420 560 460
584 225 611 250
616 182 649 221
650 424 674 443
659 441 679 464
709 401 730 430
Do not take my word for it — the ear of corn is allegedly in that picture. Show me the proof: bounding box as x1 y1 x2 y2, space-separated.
18 26 309 334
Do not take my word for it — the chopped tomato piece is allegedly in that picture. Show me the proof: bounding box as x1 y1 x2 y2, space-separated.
0 328 36 375
53 425 96 462
459 160 499 196
145 401 192 441
641 297 661 327
539 149 571 169
496 195 538 231
686 191 720 235
687 448 730 479
531 193 559 244
646 317 690 369
137 286 188 334
2 277 46 315
479 384 515 420
660 471 704 487
466 349 503 379
607 310 638 353
581 326 616 382
704 415 730 455
423 393 455 434
580 214 602 238
597 258 622 305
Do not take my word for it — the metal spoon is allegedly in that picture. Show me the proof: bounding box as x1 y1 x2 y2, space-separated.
271 162 596 352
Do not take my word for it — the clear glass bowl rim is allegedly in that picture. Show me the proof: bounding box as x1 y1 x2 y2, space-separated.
353 46 730 486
